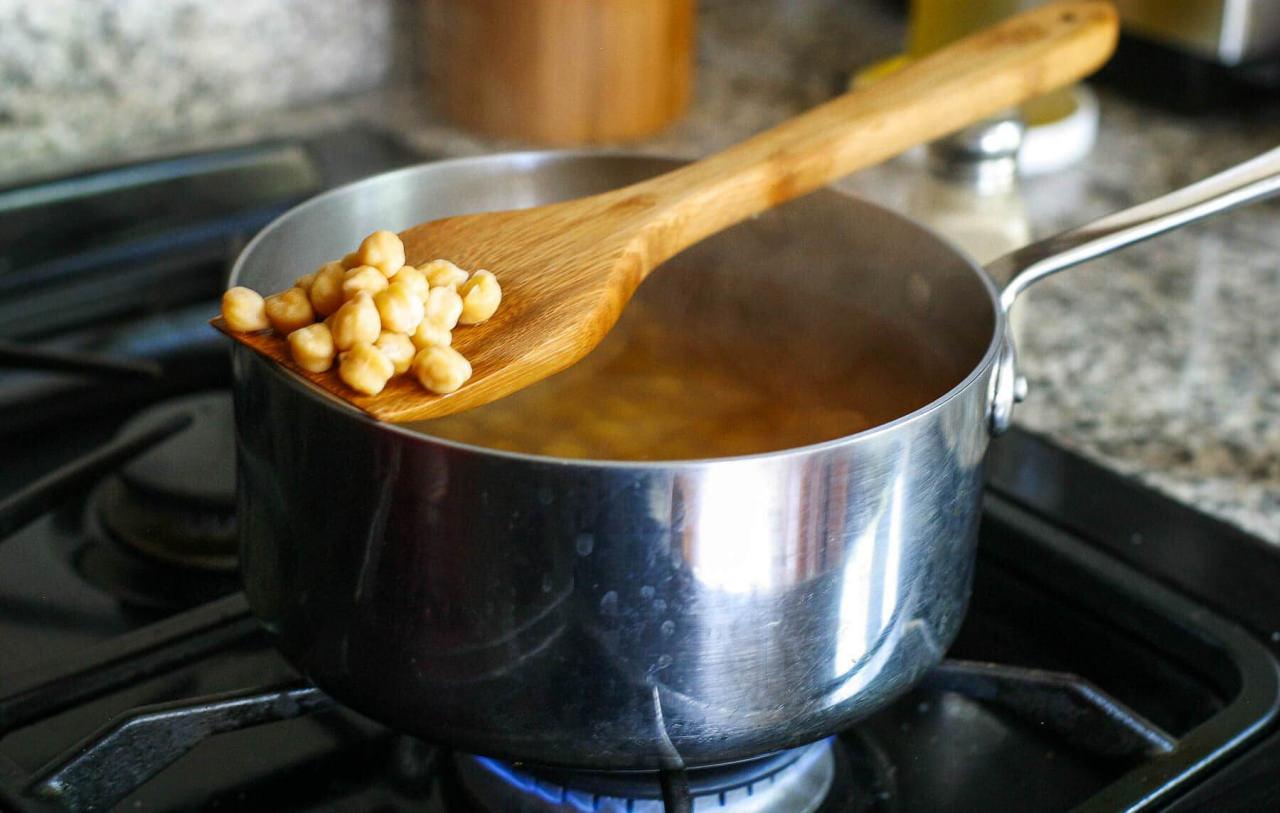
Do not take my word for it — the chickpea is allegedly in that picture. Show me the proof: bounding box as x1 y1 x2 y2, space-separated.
342 265 389 301
420 259 469 289
413 345 472 394
389 266 429 301
458 269 502 325
221 286 270 332
340 251 361 269
309 264 346 317
339 342 396 396
411 320 452 350
424 285 463 331
355 230 405 277
330 292 381 351
374 282 425 334
287 322 336 373
375 330 415 375
264 287 315 335
303 260 341 292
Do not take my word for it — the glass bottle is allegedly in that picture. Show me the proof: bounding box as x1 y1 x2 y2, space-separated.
906 118 1032 345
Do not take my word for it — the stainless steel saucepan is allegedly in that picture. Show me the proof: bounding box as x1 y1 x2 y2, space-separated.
230 147 1280 770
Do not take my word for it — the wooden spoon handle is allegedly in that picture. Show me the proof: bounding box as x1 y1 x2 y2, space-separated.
634 0 1118 267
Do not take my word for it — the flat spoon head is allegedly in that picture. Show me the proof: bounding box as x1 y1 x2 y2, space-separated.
215 194 650 422
218 1 1118 423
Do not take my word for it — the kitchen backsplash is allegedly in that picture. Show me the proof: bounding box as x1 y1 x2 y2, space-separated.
0 0 413 183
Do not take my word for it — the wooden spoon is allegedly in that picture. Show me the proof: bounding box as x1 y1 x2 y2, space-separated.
216 0 1117 423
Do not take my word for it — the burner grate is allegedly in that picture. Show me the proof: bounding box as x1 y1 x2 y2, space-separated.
28 683 333 811
0 341 163 381
0 411 190 541
0 613 1260 813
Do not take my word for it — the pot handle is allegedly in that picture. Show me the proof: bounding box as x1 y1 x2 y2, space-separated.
983 144 1280 434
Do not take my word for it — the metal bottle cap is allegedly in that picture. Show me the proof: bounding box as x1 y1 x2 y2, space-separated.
927 116 1026 193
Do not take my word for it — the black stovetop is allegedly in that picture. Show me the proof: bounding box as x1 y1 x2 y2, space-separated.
3 130 1280 813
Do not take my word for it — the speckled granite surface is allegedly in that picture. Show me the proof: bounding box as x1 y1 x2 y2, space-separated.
2 0 1278 541
983 106 1280 544
841 97 1280 545
0 0 408 183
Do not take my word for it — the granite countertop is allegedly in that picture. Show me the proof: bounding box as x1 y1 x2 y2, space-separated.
3 0 1278 542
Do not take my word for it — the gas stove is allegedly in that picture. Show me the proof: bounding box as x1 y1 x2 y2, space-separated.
3 130 1280 812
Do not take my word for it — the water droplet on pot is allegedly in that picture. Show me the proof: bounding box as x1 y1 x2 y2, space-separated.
575 534 595 556
640 585 655 600
600 591 618 615
541 573 554 593
661 620 676 638
652 599 667 613
656 654 673 669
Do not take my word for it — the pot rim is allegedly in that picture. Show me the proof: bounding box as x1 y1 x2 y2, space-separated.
230 149 1006 470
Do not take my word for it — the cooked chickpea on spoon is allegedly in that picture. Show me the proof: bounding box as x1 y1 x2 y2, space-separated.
219 230 501 397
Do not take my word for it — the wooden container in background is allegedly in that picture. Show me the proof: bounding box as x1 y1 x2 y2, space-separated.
423 0 695 145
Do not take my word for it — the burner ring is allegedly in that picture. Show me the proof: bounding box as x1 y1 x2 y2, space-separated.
94 392 238 571
73 495 241 611
96 478 238 571
71 392 242 610
456 740 836 812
